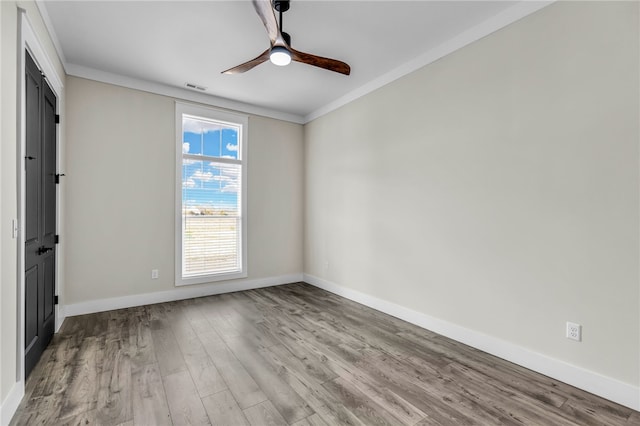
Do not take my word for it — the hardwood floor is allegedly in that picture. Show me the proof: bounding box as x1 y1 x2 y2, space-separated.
10 283 638 425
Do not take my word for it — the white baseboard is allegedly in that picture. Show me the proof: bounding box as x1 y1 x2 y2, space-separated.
0 382 24 426
1 273 300 425
65 273 303 317
303 273 640 411
55 304 65 332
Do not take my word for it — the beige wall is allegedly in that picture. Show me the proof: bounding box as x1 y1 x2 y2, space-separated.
1 0 66 406
2 0 638 413
1 0 20 406
0 0 9 404
304 1 639 386
64 76 303 305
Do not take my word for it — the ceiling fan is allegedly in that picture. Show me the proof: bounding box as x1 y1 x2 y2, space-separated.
222 0 351 75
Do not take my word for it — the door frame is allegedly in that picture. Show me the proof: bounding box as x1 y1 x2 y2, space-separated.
17 7 64 388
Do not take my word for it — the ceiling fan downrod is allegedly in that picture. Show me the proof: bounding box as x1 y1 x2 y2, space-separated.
273 0 291 47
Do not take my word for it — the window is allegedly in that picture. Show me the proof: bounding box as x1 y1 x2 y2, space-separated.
175 103 248 286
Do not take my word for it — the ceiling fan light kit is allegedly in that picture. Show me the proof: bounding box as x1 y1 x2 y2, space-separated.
222 0 350 75
270 46 291 66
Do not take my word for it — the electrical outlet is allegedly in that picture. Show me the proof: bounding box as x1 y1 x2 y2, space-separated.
151 269 159 279
566 322 581 342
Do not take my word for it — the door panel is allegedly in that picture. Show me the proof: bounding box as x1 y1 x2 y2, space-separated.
43 87 56 237
24 51 57 379
44 255 55 322
25 266 38 353
41 77 57 341
25 68 40 245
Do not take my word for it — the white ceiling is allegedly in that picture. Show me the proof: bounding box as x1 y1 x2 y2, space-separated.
40 0 547 122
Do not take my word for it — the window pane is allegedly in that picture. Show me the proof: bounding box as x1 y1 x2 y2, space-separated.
182 216 240 276
183 115 239 160
182 161 240 212
182 159 242 277
177 104 247 286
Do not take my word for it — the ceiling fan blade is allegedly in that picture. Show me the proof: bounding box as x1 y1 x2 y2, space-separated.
252 0 280 45
221 49 270 74
290 48 351 75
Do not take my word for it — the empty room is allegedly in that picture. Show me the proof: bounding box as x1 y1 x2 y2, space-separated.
1 0 638 425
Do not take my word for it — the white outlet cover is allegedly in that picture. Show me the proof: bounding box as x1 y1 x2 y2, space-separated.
566 322 582 342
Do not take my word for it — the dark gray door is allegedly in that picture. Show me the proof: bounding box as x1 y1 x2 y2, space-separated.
24 51 57 378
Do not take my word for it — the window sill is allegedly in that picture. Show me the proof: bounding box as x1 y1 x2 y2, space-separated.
176 271 248 287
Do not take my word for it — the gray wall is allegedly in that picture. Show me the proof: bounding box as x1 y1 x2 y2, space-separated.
64 76 304 305
304 1 639 387
2 0 638 413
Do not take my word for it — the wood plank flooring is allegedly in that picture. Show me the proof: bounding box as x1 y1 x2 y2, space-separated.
10 283 638 425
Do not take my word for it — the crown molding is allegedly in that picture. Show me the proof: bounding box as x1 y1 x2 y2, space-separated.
35 0 67 70
65 63 306 124
304 0 555 123
35 0 554 125
35 0 305 123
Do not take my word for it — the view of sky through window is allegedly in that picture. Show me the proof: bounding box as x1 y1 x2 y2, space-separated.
182 116 241 215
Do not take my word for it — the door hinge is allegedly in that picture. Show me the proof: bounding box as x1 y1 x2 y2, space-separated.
54 295 59 305
55 173 65 184
55 114 60 124
55 235 59 244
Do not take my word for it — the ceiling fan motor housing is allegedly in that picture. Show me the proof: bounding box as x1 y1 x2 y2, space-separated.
282 32 291 47
273 0 290 13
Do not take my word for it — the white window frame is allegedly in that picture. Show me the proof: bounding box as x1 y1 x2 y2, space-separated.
175 102 248 286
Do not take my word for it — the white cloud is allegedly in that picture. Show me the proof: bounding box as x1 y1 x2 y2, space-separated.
226 143 238 152
183 142 190 154
221 182 240 193
212 164 240 178
191 169 236 186
192 170 214 181
186 163 241 194
183 117 224 134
